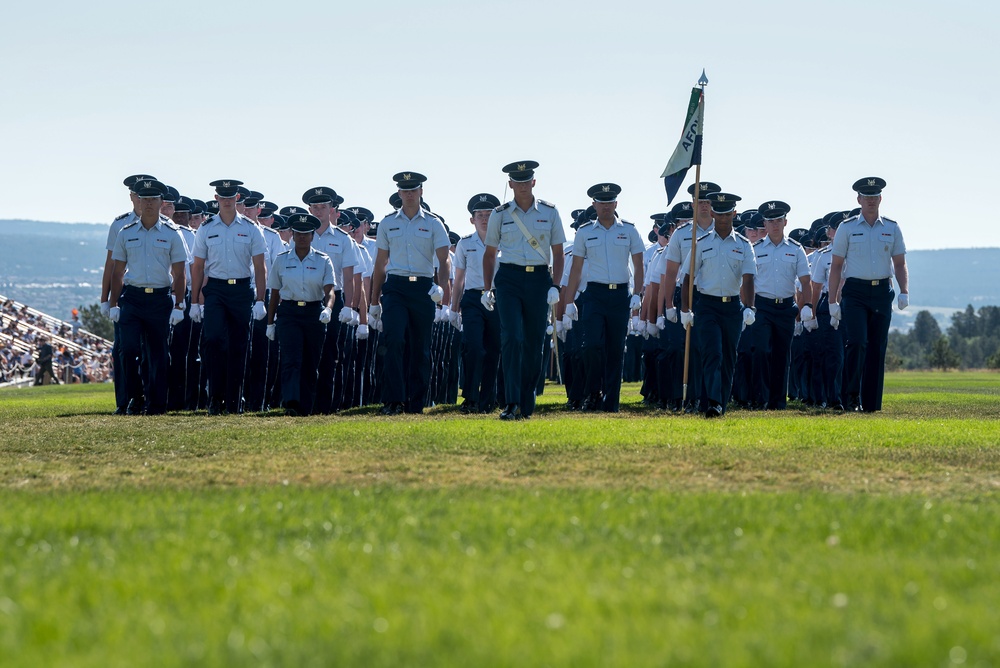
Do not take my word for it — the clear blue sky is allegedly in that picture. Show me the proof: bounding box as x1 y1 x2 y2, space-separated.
2 0 997 250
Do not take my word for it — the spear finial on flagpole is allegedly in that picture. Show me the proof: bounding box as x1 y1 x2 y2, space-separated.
698 69 709 87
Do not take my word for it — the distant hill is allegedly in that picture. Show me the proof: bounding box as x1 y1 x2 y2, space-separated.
1 219 997 330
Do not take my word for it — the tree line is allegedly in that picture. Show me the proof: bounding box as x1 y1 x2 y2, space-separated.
888 305 1000 371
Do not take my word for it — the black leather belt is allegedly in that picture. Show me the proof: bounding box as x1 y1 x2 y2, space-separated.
208 277 251 286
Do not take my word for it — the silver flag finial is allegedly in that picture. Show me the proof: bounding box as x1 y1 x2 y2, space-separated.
698 69 709 87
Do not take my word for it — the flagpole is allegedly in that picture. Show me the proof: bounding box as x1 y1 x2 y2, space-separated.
681 72 708 406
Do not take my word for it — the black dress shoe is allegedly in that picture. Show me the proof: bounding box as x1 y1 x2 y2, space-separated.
113 406 126 416
284 400 300 417
207 403 226 416
380 403 402 416
460 400 476 414
126 400 142 416
705 403 723 418
499 404 521 421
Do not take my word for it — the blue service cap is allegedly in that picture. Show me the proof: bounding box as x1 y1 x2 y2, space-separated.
174 196 195 213
209 179 244 198
709 192 741 214
244 191 264 207
337 209 361 230
279 205 307 217
448 231 461 246
822 210 849 229
133 178 167 198
788 228 810 244
670 201 694 220
192 199 208 215
393 171 427 191
271 214 288 231
687 181 721 198
288 213 322 233
502 160 538 183
758 200 791 220
345 206 375 224
852 176 886 196
388 192 402 209
587 183 621 203
205 199 220 214
258 201 278 217
303 186 340 206
162 185 180 203
124 174 157 189
468 193 501 213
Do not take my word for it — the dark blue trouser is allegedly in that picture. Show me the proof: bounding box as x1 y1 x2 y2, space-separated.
841 278 894 412
118 286 172 413
695 294 742 413
495 264 551 417
313 291 344 414
244 291 271 412
276 300 325 415
201 279 252 412
167 291 192 411
580 283 629 411
460 289 501 409
814 294 844 407
563 291 588 405
752 298 797 409
379 275 434 412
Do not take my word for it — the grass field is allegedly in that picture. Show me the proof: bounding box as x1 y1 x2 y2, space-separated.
2 373 998 666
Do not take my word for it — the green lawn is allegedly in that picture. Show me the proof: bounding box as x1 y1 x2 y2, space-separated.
1 374 998 667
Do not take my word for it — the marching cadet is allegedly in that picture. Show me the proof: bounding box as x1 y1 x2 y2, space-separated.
189 179 268 415
680 193 756 417
166 196 197 411
638 213 671 406
451 193 503 414
369 172 452 415
809 212 848 409
827 177 909 412
645 211 683 410
556 208 590 410
660 182 721 412
731 210 761 409
108 179 188 415
305 186 359 414
102 174 155 414
256 201 285 411
482 161 566 421
264 213 336 416
563 184 644 412
750 201 813 410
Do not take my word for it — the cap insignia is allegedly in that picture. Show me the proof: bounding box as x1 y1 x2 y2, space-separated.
867 179 877 186
403 173 412 180
517 164 526 171
602 185 610 193
767 202 776 210
479 195 488 202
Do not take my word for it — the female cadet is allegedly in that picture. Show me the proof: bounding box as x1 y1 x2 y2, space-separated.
265 213 336 416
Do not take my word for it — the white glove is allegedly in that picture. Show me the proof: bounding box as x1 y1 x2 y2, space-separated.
369 304 382 319
561 314 574 331
831 315 840 330
356 324 369 340
433 308 443 324
429 284 444 303
680 310 694 330
564 303 579 321
556 320 567 342
266 324 276 341
803 317 819 332
440 305 451 323
646 320 659 338
481 290 495 312
189 304 203 323
897 293 909 310
800 305 814 322
373 317 383 332
656 315 666 331
547 287 560 305
630 315 641 333
664 307 678 323
339 307 353 324
350 309 360 326
109 306 121 322
175 298 186 311
252 300 266 321
319 307 332 324
743 308 755 327
829 302 842 320
451 312 462 331
169 308 185 326
100 301 111 318
546 324 554 336
629 294 642 310
794 321 804 336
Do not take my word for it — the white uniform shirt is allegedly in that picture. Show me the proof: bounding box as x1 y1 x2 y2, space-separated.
267 248 335 302
665 220 715 276
453 233 494 291
810 247 833 295
192 214 267 280
571 219 644 286
112 219 188 289
311 225 359 290
485 198 566 266
830 215 906 280
752 236 810 299
690 230 757 297
376 208 450 277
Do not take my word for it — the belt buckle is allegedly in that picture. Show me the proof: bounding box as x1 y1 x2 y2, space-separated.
609 283 618 289
227 279 237 285
871 279 880 286
721 296 731 303
775 298 783 304
144 288 154 294
408 276 418 282
525 266 535 272
296 301 306 307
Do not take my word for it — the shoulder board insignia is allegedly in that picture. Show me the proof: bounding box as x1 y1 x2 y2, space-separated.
734 231 749 242
675 222 692 231
843 214 860 224
314 249 329 258
495 202 511 212
114 212 131 221
462 233 474 240
537 199 555 208
882 217 897 225
121 221 138 231
620 219 634 227
696 232 712 242
164 221 178 230
753 239 763 246
788 238 801 247
277 249 291 257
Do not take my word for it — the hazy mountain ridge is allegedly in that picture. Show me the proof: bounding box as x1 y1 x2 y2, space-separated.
1 220 997 329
